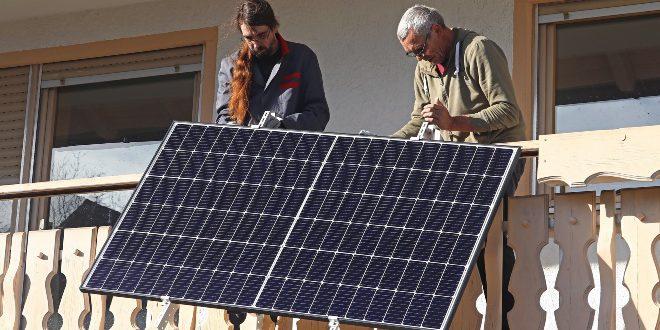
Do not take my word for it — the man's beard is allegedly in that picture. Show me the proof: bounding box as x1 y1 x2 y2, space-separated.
252 45 274 58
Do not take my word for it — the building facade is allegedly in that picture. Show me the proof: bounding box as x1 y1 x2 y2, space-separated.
0 0 658 232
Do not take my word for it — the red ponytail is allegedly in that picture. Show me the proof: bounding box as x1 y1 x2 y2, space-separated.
228 43 253 124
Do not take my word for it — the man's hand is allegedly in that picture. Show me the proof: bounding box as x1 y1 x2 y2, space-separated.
421 99 454 130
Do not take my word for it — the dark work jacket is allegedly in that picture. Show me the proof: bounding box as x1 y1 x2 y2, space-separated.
216 34 330 131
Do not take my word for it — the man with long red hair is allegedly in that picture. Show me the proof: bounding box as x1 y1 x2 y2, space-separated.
216 0 330 131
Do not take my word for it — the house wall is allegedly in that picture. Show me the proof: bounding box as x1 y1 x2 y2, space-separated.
0 0 514 135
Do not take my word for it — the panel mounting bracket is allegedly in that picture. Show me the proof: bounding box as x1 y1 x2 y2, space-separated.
252 110 283 129
411 122 443 141
155 296 177 330
328 316 340 330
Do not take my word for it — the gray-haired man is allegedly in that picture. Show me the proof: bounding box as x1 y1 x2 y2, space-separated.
395 5 527 329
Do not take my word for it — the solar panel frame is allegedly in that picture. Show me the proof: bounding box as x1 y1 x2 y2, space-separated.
81 121 520 330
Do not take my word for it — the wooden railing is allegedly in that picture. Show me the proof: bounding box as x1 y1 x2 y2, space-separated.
0 125 657 329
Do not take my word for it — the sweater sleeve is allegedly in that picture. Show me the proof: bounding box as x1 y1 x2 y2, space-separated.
393 64 429 138
464 39 522 131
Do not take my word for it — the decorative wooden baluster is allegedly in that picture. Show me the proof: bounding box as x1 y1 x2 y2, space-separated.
0 232 21 330
146 300 178 329
620 187 660 329
297 318 326 330
244 313 260 329
108 295 142 329
22 229 62 330
59 227 97 330
89 226 110 330
197 307 229 330
596 191 617 330
178 304 196 330
448 268 483 329
261 314 277 330
342 323 375 330
0 233 11 317
483 204 504 329
508 195 548 330
554 192 597 330
278 316 294 330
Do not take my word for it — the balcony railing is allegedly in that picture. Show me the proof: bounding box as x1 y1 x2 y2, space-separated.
0 125 657 330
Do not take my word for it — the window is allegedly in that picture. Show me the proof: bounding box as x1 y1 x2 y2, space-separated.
33 47 203 229
536 5 660 193
555 14 660 133
46 74 196 228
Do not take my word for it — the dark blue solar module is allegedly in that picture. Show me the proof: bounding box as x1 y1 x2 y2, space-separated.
82 122 519 330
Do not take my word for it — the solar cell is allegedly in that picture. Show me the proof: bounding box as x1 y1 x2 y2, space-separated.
82 122 519 330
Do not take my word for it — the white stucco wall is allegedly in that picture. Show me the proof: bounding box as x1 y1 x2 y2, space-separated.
0 0 514 135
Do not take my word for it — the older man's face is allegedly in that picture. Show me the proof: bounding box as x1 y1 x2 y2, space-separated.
400 24 452 65
240 24 279 58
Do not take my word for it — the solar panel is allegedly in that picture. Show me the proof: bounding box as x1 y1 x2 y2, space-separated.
81 122 519 330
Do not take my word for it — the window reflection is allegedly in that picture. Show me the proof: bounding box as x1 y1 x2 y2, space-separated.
0 201 11 232
554 14 660 192
48 74 195 228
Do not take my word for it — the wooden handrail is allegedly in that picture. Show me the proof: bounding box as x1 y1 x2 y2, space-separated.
0 174 142 200
0 140 540 200
500 139 539 157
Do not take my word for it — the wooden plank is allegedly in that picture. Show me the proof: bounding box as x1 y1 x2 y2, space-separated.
0 173 141 200
297 319 327 330
261 314 276 330
0 130 24 143
596 191 617 330
449 267 483 329
553 192 597 330
0 94 26 106
0 233 10 318
279 316 295 330
22 229 62 330
0 108 25 122
178 305 196 330
537 125 660 187
108 297 142 329
0 67 30 79
498 140 539 158
0 119 25 132
197 307 230 330
510 0 541 197
507 195 549 330
0 111 25 123
0 157 23 168
89 227 110 330
483 204 504 329
0 75 29 87
0 84 27 96
0 232 23 330
620 187 660 329
59 227 97 330
243 313 259 330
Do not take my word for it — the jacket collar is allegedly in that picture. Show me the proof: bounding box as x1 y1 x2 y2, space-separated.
276 33 290 57
251 33 289 87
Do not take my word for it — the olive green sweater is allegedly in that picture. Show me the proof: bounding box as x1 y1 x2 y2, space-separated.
393 28 526 144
